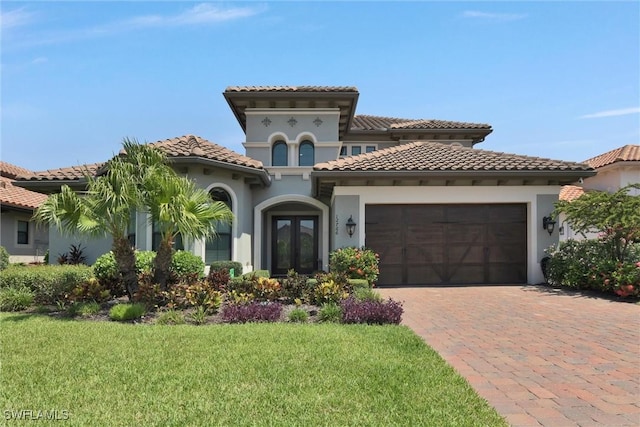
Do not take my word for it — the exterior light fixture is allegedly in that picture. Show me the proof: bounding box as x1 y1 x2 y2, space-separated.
542 216 556 235
346 215 357 238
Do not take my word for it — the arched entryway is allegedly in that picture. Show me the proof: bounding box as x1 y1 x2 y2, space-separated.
254 195 329 275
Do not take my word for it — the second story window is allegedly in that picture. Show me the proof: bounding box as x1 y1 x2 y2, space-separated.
299 140 315 166
272 140 288 166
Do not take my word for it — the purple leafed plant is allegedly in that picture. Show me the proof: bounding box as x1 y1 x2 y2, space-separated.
340 297 403 325
221 302 283 323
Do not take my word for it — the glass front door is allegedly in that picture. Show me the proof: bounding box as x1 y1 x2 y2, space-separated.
272 216 318 275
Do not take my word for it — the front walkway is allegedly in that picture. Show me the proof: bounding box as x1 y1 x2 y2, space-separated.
378 286 640 427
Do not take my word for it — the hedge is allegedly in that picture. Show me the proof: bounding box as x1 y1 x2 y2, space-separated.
210 261 243 277
0 265 94 305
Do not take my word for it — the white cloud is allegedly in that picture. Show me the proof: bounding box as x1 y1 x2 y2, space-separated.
106 3 264 32
462 10 527 21
4 4 265 49
0 7 36 30
579 107 640 119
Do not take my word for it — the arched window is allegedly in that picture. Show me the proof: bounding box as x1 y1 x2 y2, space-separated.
299 140 315 166
272 140 288 166
206 188 232 263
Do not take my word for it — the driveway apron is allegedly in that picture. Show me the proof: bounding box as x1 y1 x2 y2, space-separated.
378 286 640 427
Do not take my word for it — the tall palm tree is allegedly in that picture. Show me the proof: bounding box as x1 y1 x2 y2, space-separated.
142 169 233 289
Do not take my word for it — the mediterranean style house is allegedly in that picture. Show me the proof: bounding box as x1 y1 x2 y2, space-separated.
15 86 596 285
0 162 49 263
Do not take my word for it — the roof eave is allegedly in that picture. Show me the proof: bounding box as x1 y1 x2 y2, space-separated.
169 156 272 187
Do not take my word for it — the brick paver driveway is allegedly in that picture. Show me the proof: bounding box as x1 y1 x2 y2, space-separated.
378 286 640 427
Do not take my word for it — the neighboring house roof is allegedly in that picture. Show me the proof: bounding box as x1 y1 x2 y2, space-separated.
314 141 593 173
584 144 640 169
559 185 585 201
351 115 491 131
14 135 270 192
0 161 34 179
0 176 47 211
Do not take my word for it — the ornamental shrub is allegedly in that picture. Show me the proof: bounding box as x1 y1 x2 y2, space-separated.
221 301 283 323
171 250 205 280
109 303 146 321
280 270 314 303
545 239 640 296
318 302 342 323
163 280 222 314
329 247 379 285
340 297 404 325
93 251 156 297
287 307 309 323
0 246 10 271
67 277 111 303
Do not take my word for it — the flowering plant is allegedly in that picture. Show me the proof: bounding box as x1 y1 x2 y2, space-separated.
329 247 379 285
611 261 640 297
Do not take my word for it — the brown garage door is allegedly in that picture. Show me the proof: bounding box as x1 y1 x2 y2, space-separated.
365 204 527 286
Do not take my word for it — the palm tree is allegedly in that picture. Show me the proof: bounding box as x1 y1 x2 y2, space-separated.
142 168 233 289
33 150 143 298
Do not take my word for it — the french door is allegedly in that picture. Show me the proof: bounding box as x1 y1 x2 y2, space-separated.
272 216 318 275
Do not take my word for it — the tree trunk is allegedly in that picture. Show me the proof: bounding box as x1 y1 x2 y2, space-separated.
154 237 174 291
113 236 137 299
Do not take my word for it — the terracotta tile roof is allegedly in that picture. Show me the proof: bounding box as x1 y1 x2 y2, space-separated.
148 135 263 169
225 85 359 93
351 115 491 131
21 163 104 182
559 185 585 201
584 144 640 169
17 135 264 182
0 176 47 210
314 141 594 173
0 161 34 179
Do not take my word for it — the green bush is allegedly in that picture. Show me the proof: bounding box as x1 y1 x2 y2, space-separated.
353 287 383 302
0 265 94 305
0 287 34 311
348 279 371 291
109 303 146 321
210 261 243 277
241 270 270 279
156 309 186 325
546 239 640 296
171 250 205 280
318 302 342 323
0 246 10 271
68 301 101 317
93 251 155 297
330 247 379 285
287 307 309 323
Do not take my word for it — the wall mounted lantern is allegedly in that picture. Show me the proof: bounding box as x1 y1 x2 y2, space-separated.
346 215 357 238
542 216 556 235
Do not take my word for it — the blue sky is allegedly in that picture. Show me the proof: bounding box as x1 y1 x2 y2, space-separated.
2 1 639 171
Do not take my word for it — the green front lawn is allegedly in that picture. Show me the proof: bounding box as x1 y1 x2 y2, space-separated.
0 314 506 426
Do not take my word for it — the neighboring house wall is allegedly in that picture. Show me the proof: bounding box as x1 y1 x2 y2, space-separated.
0 211 48 263
583 164 640 195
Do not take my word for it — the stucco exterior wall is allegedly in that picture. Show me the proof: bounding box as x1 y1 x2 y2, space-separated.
331 195 361 250
0 211 48 263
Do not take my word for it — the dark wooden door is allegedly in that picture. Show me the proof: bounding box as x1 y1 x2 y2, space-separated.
365 204 527 286
272 216 318 275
